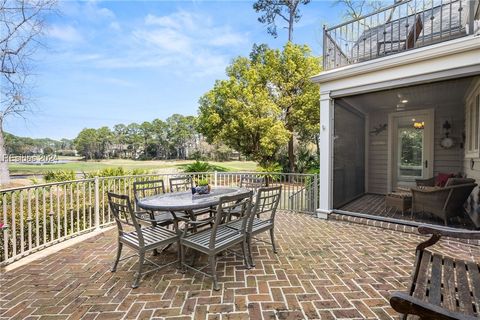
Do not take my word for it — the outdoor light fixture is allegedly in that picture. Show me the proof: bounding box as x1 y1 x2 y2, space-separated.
413 121 425 129
401 99 409 103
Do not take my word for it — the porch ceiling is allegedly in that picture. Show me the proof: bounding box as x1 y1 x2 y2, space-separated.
340 76 476 112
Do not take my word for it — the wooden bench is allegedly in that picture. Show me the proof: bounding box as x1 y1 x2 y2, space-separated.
390 225 480 320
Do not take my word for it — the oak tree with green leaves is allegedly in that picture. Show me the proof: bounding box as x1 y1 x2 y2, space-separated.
198 43 320 170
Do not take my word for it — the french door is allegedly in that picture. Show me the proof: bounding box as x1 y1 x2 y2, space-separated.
388 109 434 190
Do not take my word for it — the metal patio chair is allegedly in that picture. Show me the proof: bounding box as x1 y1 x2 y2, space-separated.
169 175 213 220
227 186 282 267
240 175 267 193
169 176 193 192
228 175 267 220
108 192 180 288
179 190 253 290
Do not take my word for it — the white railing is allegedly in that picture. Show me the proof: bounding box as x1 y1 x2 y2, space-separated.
0 171 319 265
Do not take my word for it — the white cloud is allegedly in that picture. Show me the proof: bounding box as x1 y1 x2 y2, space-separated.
47 25 83 43
209 33 246 46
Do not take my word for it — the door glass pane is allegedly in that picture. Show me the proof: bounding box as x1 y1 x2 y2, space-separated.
333 104 365 208
397 127 423 181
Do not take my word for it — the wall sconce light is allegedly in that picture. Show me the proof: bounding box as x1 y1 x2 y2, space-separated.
412 121 425 129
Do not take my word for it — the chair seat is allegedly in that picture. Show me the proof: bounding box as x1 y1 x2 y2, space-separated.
227 217 272 234
181 225 243 251
121 226 179 248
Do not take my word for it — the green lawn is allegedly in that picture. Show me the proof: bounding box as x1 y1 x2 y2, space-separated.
9 157 258 175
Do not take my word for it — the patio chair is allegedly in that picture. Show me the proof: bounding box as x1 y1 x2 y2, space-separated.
390 224 480 320
377 15 423 55
169 176 213 220
179 190 253 290
411 179 477 226
228 176 267 220
226 186 282 267
169 176 193 192
240 175 267 192
133 179 186 227
107 192 180 288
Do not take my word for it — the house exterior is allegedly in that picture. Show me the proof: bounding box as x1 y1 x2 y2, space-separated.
312 0 480 228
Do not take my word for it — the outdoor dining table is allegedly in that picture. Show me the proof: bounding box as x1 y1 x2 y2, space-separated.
136 187 248 222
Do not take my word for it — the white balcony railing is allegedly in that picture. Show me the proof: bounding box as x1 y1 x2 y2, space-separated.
0 172 319 266
323 0 478 70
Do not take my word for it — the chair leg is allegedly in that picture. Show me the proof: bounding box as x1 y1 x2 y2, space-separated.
111 242 123 272
242 240 251 269
247 234 255 268
132 250 145 289
176 240 182 270
269 228 277 254
209 255 219 291
180 243 187 274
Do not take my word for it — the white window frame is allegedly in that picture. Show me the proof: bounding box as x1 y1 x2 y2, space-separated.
465 79 480 159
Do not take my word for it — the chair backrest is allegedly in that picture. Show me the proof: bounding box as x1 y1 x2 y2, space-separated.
445 178 476 187
169 176 193 192
133 179 165 202
210 191 253 249
107 192 144 244
250 186 282 227
405 15 423 49
240 176 266 192
445 183 477 213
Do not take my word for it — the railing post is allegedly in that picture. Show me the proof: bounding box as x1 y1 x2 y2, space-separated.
468 0 475 35
214 171 218 187
314 174 319 213
94 176 100 230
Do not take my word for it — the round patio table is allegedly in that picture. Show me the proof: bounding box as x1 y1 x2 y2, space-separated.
136 187 248 216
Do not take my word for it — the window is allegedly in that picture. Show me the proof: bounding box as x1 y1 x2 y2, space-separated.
466 80 480 158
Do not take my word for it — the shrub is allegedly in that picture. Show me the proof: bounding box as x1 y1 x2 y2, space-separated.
182 161 228 173
44 170 77 182
84 167 149 178
197 178 209 186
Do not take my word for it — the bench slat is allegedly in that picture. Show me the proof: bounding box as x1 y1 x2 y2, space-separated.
467 261 480 315
456 260 475 316
442 257 457 312
413 251 432 300
428 254 442 306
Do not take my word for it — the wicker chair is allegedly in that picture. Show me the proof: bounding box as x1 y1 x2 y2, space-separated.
107 192 180 288
227 186 282 267
411 178 477 226
179 190 253 290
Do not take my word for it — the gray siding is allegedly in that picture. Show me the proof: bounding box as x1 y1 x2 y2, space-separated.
367 102 464 194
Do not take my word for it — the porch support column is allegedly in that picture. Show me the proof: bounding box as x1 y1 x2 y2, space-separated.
316 91 334 219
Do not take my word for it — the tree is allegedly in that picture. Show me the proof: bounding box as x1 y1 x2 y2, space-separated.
0 0 56 185
198 49 292 165
74 129 98 160
333 0 385 20
257 43 321 172
253 0 310 42
166 114 196 159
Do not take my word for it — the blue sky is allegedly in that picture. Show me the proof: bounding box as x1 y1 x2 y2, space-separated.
5 0 347 140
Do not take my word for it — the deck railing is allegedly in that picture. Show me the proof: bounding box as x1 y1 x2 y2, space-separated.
323 0 478 70
0 171 319 265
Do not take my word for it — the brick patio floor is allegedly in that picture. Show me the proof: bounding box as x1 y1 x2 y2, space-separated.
1 211 479 320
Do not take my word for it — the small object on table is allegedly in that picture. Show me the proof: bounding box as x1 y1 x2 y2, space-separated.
386 191 412 214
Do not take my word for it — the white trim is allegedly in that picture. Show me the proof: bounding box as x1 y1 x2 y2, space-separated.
387 109 435 192
319 93 334 213
465 79 480 158
330 65 480 98
312 35 480 84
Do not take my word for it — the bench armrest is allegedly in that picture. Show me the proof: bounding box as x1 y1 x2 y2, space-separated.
390 292 478 320
418 224 480 240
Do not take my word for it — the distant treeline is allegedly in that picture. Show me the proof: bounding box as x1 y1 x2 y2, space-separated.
4 133 74 156
73 114 237 161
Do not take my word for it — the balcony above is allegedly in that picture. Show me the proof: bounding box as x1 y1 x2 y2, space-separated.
323 0 479 71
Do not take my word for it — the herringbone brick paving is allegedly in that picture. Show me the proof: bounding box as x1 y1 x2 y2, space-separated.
1 211 479 320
